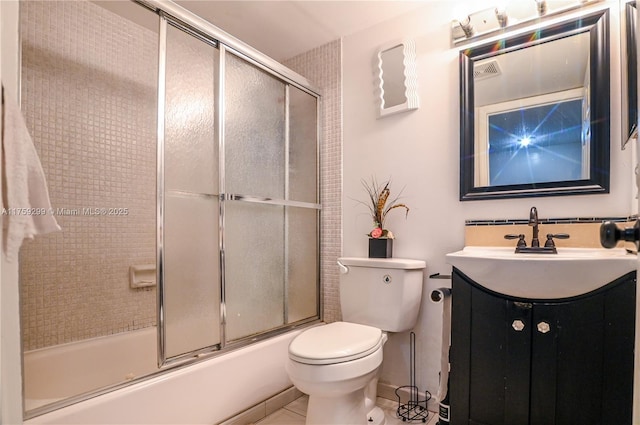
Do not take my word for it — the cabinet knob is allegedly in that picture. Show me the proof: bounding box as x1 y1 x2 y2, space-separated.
512 320 525 331
537 321 551 334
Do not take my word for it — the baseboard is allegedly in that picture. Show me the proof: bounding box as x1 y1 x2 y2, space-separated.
218 386 304 425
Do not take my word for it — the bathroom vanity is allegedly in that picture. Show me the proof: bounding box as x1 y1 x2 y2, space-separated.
450 269 635 425
446 247 637 425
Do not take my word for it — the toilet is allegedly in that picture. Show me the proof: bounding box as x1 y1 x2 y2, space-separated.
286 257 426 425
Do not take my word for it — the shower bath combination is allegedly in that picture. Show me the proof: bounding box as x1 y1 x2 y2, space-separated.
18 0 322 420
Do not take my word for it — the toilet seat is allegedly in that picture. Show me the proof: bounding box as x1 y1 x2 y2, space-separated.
288 322 383 365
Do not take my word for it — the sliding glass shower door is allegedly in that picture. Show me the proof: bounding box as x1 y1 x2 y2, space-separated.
19 1 321 416
162 22 221 359
224 52 319 341
160 19 320 364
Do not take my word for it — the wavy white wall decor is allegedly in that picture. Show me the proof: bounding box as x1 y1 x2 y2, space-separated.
375 39 419 118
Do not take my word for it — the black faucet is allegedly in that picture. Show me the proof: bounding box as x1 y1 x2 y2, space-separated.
529 206 540 247
504 206 570 253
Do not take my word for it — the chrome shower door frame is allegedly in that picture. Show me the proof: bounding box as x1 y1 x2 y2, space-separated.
152 1 322 368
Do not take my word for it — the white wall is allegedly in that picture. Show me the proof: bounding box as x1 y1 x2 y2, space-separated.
342 0 631 402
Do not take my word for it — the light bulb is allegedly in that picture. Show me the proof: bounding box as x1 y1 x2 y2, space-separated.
458 16 475 38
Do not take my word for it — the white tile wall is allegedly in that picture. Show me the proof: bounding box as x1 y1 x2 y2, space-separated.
19 1 340 352
19 0 158 350
283 40 343 323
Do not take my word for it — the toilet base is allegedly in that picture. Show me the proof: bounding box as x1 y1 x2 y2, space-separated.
366 406 386 425
304 394 387 425
306 389 366 425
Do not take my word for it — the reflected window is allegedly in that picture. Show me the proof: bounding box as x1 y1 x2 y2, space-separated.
475 88 588 187
488 98 584 186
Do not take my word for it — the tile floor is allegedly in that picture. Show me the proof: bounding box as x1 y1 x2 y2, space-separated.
255 395 440 425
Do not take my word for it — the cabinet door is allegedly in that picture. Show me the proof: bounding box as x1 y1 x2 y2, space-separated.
468 287 514 425
530 275 635 425
601 276 635 424
451 269 635 425
451 270 532 425
451 270 472 425
530 297 605 425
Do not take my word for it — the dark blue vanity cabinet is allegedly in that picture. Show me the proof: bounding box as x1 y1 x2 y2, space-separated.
450 269 636 425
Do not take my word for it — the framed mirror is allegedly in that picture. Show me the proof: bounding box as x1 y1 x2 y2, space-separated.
622 0 637 149
376 40 419 118
459 10 610 200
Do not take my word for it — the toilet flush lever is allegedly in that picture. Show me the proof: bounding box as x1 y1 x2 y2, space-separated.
337 261 349 274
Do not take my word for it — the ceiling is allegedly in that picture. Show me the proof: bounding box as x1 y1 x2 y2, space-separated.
474 31 590 107
173 1 427 61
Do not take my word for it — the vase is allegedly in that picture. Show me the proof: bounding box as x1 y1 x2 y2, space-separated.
368 238 393 258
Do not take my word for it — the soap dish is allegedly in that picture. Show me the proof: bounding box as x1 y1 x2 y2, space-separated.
129 264 156 289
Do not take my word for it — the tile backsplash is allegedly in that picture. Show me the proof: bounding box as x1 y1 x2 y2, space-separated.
465 216 636 249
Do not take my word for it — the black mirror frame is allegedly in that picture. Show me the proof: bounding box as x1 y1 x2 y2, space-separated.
459 9 610 201
624 1 637 148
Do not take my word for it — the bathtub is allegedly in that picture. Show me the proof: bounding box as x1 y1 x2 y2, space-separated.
24 327 303 424
24 327 159 412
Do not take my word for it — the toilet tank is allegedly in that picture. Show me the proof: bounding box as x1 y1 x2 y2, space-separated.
338 257 426 332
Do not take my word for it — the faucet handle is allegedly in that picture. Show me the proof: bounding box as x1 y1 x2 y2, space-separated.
505 234 527 247
544 233 570 248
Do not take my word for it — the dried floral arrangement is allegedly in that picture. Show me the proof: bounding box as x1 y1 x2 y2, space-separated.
358 177 409 239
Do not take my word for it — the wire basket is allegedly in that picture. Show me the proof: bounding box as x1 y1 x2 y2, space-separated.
395 385 430 422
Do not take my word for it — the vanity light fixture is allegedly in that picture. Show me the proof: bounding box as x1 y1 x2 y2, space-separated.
458 16 475 38
495 7 508 28
452 0 597 44
535 0 548 16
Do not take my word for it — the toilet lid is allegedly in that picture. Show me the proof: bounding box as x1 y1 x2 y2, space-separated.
289 322 383 365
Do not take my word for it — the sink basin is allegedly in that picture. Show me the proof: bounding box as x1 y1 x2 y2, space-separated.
446 246 637 299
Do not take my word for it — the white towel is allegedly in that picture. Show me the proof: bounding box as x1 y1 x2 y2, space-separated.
1 85 60 262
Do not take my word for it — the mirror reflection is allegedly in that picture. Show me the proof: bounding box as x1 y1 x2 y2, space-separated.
474 32 590 187
460 10 610 200
375 40 419 118
380 45 408 108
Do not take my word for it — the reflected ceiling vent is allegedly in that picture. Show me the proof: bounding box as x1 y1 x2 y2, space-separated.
474 60 501 80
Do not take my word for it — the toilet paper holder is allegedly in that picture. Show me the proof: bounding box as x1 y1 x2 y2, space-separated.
429 272 452 279
395 331 431 423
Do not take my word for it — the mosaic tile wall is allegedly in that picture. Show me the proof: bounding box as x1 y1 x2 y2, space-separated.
19 1 158 351
284 40 343 323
